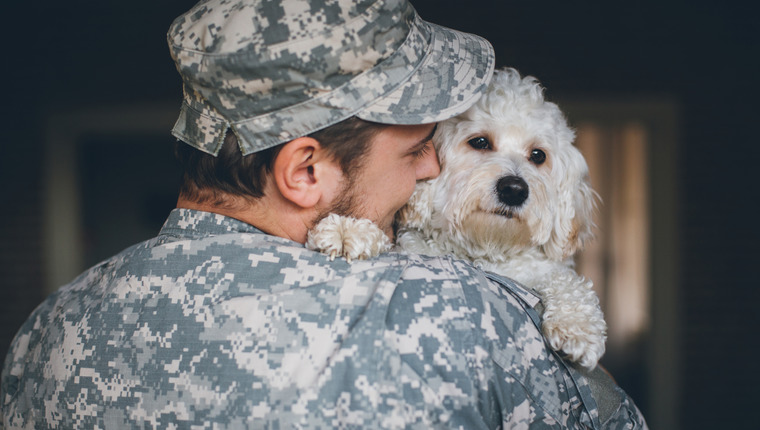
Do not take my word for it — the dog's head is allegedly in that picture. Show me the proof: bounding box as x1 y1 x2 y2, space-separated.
401 68 597 261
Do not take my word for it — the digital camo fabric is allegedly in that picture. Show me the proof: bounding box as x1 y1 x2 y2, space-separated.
168 0 494 155
1 209 645 428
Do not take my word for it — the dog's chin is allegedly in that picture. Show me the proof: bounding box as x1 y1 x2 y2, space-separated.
459 210 533 251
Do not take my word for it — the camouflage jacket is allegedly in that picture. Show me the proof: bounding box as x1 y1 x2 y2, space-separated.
1 209 646 429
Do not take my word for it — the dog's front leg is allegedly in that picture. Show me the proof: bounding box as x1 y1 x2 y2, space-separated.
306 213 391 262
536 271 607 369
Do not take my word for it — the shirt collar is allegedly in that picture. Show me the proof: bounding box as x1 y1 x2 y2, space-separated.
158 208 266 240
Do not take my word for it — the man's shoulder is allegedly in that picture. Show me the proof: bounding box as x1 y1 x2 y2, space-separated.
384 252 543 342
387 251 482 278
388 252 539 307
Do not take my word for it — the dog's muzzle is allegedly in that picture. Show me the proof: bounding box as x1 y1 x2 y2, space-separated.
496 175 529 207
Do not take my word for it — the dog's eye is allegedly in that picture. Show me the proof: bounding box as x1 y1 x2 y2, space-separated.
529 149 547 165
467 136 492 150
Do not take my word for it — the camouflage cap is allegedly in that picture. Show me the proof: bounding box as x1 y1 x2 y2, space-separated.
167 0 495 155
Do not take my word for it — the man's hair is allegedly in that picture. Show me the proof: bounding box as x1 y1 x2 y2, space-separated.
175 116 388 206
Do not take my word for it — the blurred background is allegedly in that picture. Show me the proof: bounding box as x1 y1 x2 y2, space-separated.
1 1 758 428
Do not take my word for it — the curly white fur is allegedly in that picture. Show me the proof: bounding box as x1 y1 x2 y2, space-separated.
306 214 392 263
308 68 606 369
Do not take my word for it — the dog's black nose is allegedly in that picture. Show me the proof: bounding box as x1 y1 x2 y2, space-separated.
496 176 529 207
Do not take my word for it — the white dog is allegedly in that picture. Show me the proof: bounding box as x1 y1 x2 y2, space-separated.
307 68 606 369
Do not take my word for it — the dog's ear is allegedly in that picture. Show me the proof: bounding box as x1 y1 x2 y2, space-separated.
544 155 599 261
394 181 434 233
568 177 598 257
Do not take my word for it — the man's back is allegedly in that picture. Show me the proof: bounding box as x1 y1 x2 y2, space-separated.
1 209 645 428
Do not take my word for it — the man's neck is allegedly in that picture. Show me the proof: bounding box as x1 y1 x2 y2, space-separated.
176 196 312 244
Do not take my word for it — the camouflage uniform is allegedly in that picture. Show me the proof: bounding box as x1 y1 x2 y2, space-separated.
1 209 647 428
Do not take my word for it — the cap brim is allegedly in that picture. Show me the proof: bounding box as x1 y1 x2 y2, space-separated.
356 19 495 125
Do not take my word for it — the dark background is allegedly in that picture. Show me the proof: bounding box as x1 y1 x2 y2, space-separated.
1 1 758 428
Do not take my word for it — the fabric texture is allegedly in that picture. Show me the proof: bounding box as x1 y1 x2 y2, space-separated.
1 209 647 429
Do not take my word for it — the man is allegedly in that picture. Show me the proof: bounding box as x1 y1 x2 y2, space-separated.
1 0 647 428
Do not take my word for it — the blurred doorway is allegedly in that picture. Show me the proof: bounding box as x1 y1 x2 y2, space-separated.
563 99 679 430
43 103 179 295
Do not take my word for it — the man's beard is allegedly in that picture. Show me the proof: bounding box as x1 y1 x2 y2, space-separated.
312 177 366 230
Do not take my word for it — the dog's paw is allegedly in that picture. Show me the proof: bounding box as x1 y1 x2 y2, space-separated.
542 315 606 369
306 214 392 262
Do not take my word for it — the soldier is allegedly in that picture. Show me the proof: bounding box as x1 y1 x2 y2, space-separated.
1 0 647 428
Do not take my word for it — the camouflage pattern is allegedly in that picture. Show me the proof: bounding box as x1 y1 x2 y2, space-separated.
167 0 494 155
1 209 646 428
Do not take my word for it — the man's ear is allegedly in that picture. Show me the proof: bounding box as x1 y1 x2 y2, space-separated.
272 137 339 209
